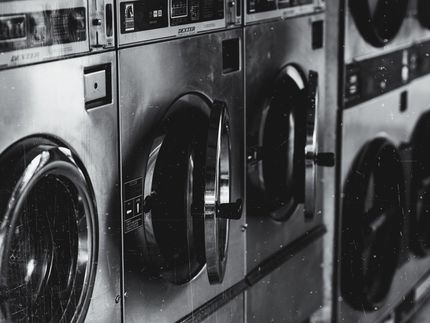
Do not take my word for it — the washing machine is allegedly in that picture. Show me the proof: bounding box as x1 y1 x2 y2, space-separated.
117 2 245 320
0 49 120 323
334 0 430 322
244 2 334 322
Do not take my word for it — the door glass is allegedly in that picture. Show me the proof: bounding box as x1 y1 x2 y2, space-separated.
5 175 83 321
146 99 209 284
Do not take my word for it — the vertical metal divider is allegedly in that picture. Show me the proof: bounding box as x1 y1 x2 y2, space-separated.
113 1 126 318
328 0 343 322
242 25 248 323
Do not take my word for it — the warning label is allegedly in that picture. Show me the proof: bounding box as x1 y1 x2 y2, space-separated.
123 178 144 234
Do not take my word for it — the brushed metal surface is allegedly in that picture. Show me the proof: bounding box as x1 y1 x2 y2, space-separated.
245 238 323 323
245 14 326 322
201 294 244 323
0 51 121 323
119 28 245 323
320 1 339 322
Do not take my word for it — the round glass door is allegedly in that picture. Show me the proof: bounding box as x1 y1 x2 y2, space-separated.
341 138 403 311
142 93 241 285
410 112 430 256
247 65 307 221
350 0 409 47
0 137 97 322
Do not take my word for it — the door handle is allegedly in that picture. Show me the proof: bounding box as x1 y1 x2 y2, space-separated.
217 198 243 219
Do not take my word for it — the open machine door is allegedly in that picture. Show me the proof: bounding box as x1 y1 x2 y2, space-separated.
139 93 242 285
247 65 331 221
341 138 404 311
0 137 97 322
349 0 409 47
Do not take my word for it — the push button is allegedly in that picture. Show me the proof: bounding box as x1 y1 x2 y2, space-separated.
124 200 134 219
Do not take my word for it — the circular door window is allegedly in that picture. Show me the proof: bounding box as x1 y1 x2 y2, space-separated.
410 112 430 256
0 137 97 322
341 138 403 311
141 93 241 285
247 65 307 221
350 0 409 47
418 0 430 29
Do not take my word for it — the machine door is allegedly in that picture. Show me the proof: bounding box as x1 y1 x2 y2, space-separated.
247 65 325 221
142 93 242 285
0 137 97 322
410 112 430 256
341 138 403 311
418 0 430 29
349 0 409 47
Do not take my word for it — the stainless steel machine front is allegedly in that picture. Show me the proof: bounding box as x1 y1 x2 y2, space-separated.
0 51 121 322
0 0 114 69
245 13 331 323
119 28 245 323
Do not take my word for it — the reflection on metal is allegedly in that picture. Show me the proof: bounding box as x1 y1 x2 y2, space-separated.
245 13 327 323
119 29 245 323
0 52 121 322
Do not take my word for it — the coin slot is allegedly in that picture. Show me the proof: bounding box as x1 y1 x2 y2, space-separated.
312 20 324 50
84 63 112 110
222 38 240 74
400 90 408 113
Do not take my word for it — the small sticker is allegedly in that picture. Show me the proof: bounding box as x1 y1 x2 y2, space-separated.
178 26 196 36
124 178 144 233
125 4 135 31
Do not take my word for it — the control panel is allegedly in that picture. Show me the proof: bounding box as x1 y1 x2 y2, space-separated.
117 0 240 46
244 0 323 25
343 40 430 109
409 40 430 81
0 0 114 69
343 49 409 108
0 8 87 53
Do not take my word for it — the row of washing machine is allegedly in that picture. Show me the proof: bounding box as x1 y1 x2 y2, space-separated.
0 0 430 322
336 1 430 323
0 0 329 322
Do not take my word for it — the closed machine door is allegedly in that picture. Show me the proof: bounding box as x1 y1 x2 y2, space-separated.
247 65 327 221
0 137 97 322
410 112 430 256
125 93 242 285
341 138 404 311
349 0 409 47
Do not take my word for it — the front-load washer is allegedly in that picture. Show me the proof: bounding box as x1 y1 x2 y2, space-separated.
244 8 334 322
0 51 121 322
335 1 430 321
119 28 244 323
